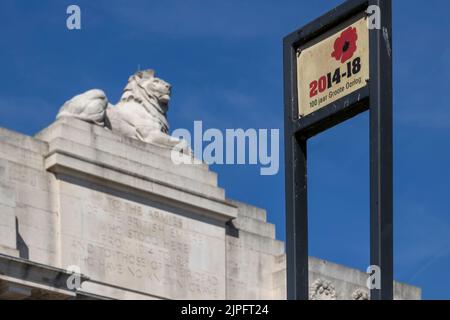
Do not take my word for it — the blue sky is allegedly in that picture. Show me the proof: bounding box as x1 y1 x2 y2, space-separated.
0 0 449 299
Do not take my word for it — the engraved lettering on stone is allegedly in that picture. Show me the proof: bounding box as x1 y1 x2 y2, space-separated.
66 190 218 298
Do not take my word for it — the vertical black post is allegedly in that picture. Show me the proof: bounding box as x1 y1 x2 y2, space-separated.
284 39 309 300
369 0 393 300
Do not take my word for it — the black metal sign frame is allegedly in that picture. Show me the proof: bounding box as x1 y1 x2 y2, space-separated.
283 0 393 300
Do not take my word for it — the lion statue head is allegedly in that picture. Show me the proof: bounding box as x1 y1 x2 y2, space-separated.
118 70 171 133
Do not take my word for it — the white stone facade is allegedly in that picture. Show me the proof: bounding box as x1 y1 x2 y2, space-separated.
0 118 420 300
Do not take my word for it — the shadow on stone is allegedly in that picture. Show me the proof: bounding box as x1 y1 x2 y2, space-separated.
226 220 239 238
16 217 29 260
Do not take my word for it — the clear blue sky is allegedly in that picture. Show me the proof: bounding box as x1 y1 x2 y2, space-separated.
0 0 449 299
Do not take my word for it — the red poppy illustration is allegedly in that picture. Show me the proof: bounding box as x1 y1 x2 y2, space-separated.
331 26 358 63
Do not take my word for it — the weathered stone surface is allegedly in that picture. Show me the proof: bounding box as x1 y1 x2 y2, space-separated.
36 118 216 186
0 205 16 253
57 180 227 299
231 215 275 239
226 233 278 299
44 152 234 222
228 200 267 222
0 121 421 300
45 138 223 199
0 127 48 154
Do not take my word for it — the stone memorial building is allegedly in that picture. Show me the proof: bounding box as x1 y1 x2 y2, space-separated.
0 71 420 300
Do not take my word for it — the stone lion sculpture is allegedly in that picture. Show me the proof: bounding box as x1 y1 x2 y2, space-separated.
57 70 187 152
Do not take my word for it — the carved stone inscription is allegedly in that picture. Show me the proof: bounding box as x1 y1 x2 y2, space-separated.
58 181 225 299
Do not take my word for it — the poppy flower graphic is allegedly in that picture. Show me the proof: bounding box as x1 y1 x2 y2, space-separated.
331 27 358 63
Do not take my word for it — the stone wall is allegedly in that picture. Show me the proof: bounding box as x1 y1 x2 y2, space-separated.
0 118 421 299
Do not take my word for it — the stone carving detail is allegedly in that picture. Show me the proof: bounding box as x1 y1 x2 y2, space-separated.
56 70 183 148
352 288 369 300
57 89 108 126
309 279 337 300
